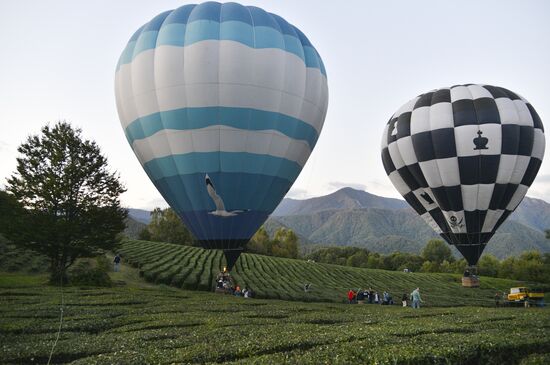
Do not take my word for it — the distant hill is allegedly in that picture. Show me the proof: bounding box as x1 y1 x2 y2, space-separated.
124 216 146 239
128 187 550 259
267 188 550 259
272 187 407 216
128 208 151 224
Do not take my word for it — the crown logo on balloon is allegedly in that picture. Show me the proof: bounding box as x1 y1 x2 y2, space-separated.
473 130 489 150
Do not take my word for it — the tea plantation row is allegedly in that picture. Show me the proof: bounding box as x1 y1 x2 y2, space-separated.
119 240 520 306
1 273 549 364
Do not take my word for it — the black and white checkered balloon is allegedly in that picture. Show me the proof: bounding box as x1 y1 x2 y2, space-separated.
381 84 545 265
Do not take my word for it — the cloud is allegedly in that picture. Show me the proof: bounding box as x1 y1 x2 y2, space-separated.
285 187 313 200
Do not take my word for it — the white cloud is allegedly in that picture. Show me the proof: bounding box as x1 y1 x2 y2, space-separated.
285 187 314 200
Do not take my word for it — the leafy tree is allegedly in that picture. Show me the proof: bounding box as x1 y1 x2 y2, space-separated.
477 254 501 277
366 253 383 269
346 250 369 268
138 227 152 241
247 227 300 259
451 259 468 275
422 239 454 264
143 208 195 245
4 122 127 283
272 228 299 258
498 257 516 279
247 226 270 255
419 260 440 273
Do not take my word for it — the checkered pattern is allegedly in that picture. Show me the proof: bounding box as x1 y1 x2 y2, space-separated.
381 84 545 265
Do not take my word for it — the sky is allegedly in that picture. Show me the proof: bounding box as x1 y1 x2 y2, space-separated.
1 0 549 210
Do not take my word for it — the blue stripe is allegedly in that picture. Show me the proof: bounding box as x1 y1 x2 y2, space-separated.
143 152 301 183
133 31 159 57
116 3 326 77
177 210 268 241
124 106 319 149
151 171 292 214
220 21 254 47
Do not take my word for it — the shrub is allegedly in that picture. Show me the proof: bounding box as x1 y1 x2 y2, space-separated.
68 258 112 287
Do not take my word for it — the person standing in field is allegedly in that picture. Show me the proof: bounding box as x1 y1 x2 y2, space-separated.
348 289 355 304
410 287 423 309
113 254 121 272
402 293 408 307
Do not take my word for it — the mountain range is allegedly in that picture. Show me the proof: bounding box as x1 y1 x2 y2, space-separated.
128 187 550 259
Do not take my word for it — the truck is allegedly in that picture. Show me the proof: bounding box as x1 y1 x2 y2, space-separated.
507 287 545 306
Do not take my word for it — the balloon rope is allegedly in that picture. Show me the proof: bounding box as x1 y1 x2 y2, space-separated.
47 269 65 365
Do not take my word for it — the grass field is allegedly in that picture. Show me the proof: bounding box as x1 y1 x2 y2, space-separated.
1 270 549 364
120 239 524 306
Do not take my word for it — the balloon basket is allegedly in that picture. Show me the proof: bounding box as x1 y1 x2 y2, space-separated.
462 276 480 288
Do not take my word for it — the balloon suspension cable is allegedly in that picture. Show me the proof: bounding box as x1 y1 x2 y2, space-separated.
47 268 65 365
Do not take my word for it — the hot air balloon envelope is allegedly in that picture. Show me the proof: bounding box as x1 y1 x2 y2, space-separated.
115 2 328 269
381 84 545 265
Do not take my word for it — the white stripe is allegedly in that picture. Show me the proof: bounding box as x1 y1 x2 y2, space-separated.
532 129 545 160
388 170 410 196
131 126 312 166
388 141 406 170
495 97 520 125
381 124 389 149
513 99 534 127
392 96 419 119
461 184 494 211
482 209 505 232
420 212 442 234
507 184 529 210
467 84 493 99
115 41 328 133
450 86 472 102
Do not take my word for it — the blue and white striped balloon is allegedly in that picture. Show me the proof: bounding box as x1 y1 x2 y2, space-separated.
115 2 328 267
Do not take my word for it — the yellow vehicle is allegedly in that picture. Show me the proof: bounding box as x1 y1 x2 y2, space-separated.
507 287 544 302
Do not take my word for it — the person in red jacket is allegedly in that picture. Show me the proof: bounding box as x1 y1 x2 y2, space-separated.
348 289 355 304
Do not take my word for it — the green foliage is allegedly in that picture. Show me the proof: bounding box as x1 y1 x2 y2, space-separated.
68 257 112 287
143 207 194 245
478 254 501 277
247 226 299 259
119 239 522 306
2 122 127 282
422 239 455 264
1 274 549 364
419 260 440 273
0 238 48 273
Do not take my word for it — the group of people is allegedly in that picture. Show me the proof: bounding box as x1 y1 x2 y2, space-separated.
347 287 424 308
215 268 254 298
347 288 394 305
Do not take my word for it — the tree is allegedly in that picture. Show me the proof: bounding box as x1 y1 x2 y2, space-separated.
477 254 500 277
247 226 300 258
346 250 369 268
144 208 194 245
422 239 454 264
419 260 440 273
247 226 270 255
272 228 299 258
4 122 127 283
